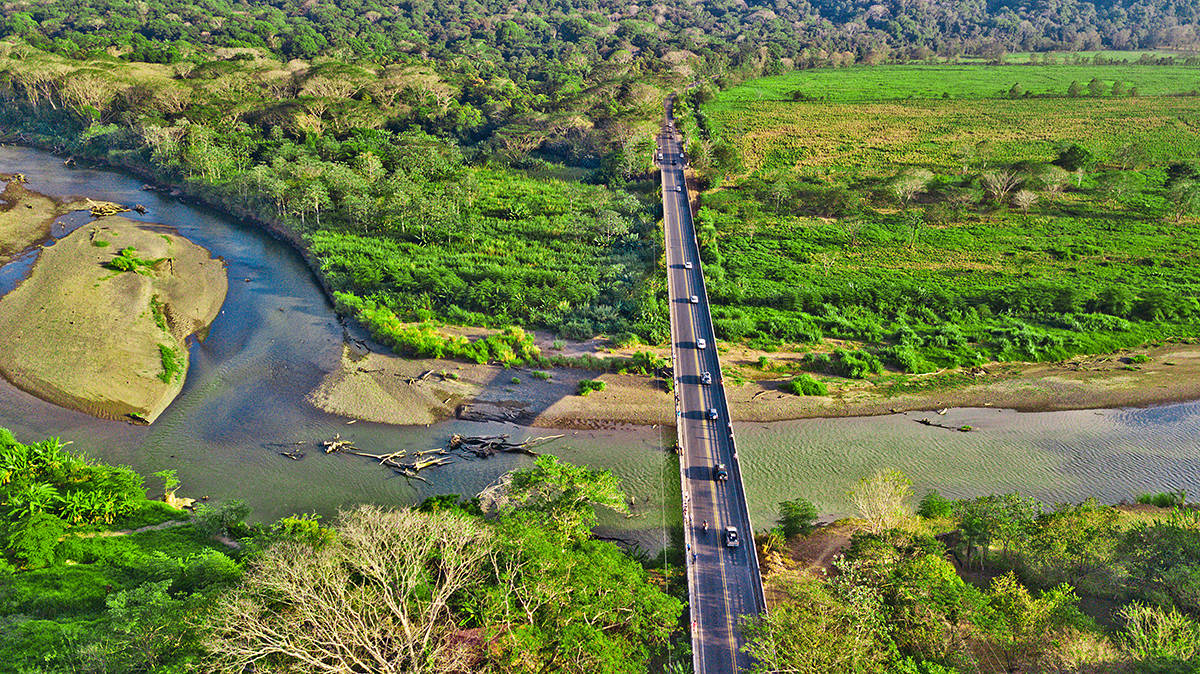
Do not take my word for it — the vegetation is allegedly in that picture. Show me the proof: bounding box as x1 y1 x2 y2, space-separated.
753 474 1200 673
577 378 606 396
781 373 828 396
682 62 1200 376
157 342 183 383
0 430 682 672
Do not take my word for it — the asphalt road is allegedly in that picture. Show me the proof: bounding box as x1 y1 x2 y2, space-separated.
658 98 765 674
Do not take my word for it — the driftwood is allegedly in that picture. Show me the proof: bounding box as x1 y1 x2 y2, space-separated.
449 433 563 458
319 432 564 482
86 198 130 217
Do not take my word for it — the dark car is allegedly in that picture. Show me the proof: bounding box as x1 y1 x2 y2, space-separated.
714 463 728 481
725 526 739 548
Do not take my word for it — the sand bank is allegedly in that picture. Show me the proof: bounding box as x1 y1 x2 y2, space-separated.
0 176 87 264
309 337 1200 428
0 215 227 423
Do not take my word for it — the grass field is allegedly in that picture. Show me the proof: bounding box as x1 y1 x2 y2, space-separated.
711 63 1200 104
690 64 1200 375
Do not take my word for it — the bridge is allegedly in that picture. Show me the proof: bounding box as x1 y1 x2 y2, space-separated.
658 97 767 674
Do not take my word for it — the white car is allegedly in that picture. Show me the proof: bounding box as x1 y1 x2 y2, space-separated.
696 338 706 350
701 371 712 385
708 408 719 420
689 295 699 304
684 261 693 270
675 185 682 192
725 526 739 548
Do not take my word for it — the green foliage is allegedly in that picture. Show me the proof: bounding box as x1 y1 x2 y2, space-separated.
6 511 67 568
1120 602 1200 666
156 342 183 383
917 489 955 519
781 373 828 396
193 499 251 539
778 498 819 537
503 454 626 540
336 292 542 365
106 246 162 275
577 378 606 396
1138 489 1188 507
149 294 167 331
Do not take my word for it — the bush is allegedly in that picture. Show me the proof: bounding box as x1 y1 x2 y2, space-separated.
781 374 828 396
577 379 606 396
917 490 955 519
1120 602 1200 664
778 498 819 537
7 512 68 568
1138 490 1187 508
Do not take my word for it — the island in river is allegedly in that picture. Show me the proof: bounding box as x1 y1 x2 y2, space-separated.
0 184 227 424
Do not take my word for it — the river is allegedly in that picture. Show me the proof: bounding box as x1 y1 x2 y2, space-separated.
1 146 1197 549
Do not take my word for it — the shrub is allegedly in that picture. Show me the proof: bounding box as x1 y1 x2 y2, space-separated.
1120 602 1200 664
778 498 819 537
530 370 551 380
1137 489 1187 508
577 379 606 396
917 490 955 519
782 374 828 396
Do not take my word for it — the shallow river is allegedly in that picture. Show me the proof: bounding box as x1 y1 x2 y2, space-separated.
1 146 1198 549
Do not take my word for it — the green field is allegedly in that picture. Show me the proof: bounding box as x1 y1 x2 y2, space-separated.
710 62 1200 104
688 64 1200 374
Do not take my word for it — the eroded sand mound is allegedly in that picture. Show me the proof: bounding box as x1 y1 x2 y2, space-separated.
0 217 227 422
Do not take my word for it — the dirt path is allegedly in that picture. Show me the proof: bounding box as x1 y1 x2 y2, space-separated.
65 518 190 539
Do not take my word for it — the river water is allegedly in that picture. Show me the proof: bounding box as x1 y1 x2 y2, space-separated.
1 146 1197 547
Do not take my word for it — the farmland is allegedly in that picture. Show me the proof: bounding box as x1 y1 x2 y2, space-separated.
687 63 1200 375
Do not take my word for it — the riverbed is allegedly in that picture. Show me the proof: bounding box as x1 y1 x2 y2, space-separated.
1 146 1197 549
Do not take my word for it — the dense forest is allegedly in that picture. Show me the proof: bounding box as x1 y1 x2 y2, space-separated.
0 429 685 672
749 472 1200 673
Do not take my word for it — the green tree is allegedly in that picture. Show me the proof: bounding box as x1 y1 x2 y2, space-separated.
503 454 626 539
778 497 819 537
1067 80 1083 97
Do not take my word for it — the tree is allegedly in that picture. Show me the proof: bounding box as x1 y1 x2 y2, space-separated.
982 170 1022 204
1012 189 1038 213
205 506 495 673
778 498 818 537
849 469 913 534
1008 82 1025 98
500 454 626 539
1067 80 1083 97
153 469 180 504
1167 180 1200 222
6 511 67 567
1087 77 1105 96
891 169 932 207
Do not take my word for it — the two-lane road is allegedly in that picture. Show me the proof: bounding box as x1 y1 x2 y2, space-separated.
659 98 765 674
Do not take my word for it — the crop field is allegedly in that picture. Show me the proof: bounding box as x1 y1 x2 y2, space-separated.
691 64 1200 374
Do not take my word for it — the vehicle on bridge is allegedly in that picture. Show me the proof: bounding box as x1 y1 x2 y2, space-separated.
725 526 740 548
713 463 728 481
689 294 699 304
696 338 706 349
708 408 719 420
684 261 693 269
701 371 712 385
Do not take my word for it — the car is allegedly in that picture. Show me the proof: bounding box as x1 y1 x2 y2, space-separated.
684 261 693 270
701 371 712 385
725 526 739 548
708 407 718 420
679 152 685 159
675 185 682 192
689 295 699 304
713 463 728 481
656 152 663 160
696 338 706 350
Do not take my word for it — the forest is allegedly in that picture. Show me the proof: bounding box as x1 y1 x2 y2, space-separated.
0 428 686 672
749 471 1200 673
0 0 1195 353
